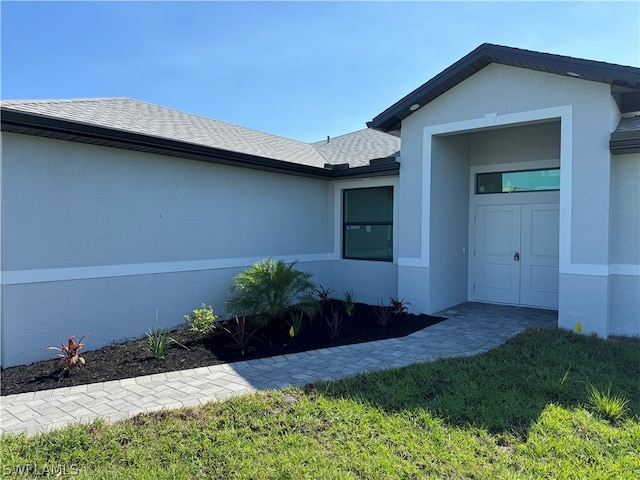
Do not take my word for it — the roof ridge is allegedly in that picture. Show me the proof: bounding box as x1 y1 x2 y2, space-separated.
310 127 400 167
312 128 369 145
1 97 131 106
311 128 400 147
2 97 316 148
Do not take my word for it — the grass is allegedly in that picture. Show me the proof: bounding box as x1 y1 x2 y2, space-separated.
2 328 639 479
588 383 630 423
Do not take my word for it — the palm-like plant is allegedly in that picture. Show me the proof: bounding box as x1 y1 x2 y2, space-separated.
225 256 318 327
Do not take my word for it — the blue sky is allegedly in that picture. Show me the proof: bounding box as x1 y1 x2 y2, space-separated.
2 1 639 142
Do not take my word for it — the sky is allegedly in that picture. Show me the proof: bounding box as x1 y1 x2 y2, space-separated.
2 1 639 142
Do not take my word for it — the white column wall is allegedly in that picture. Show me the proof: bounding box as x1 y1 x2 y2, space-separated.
397 64 618 337
428 136 470 313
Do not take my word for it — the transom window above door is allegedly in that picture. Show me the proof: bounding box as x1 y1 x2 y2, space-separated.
476 168 560 194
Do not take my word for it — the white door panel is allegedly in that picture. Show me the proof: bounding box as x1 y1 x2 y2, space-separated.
474 205 520 304
474 203 558 308
520 205 559 308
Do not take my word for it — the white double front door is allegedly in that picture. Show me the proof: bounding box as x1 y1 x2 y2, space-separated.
473 204 559 309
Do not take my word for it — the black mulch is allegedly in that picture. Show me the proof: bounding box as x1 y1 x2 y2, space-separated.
1 302 445 396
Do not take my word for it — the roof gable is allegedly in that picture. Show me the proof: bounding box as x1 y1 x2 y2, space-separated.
369 44 640 132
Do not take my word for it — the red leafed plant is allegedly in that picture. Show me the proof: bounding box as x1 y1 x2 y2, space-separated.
48 335 86 370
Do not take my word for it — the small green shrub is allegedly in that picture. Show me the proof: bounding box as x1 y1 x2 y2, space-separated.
146 309 189 359
588 383 629 422
146 327 168 359
225 256 317 327
185 303 217 337
343 290 356 317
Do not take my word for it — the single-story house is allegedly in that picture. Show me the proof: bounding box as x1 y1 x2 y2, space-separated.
1 44 639 367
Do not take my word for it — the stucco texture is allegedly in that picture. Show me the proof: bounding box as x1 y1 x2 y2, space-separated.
400 63 613 265
2 133 331 271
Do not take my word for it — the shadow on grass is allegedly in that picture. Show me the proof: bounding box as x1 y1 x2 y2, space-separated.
311 328 640 437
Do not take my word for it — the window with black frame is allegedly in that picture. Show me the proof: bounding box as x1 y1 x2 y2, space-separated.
343 186 393 261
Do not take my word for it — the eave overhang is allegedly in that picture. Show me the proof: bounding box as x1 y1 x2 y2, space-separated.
610 129 640 155
325 157 400 178
1 109 399 180
369 43 640 133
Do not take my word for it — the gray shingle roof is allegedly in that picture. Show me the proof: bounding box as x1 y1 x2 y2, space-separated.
1 98 400 169
313 129 400 168
610 114 640 155
614 114 640 133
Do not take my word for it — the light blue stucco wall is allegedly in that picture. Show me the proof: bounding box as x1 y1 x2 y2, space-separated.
469 122 561 167
610 152 640 266
1 133 395 366
608 151 640 336
2 134 332 270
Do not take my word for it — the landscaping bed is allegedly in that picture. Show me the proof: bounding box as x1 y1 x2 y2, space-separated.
0 301 444 396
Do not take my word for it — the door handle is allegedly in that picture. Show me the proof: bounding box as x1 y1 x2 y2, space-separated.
513 251 520 262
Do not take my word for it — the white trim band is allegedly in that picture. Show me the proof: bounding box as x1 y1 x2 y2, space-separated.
397 257 428 268
395 261 640 276
1 253 333 285
561 263 640 277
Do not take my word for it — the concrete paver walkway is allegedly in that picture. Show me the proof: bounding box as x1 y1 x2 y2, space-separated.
1 303 557 436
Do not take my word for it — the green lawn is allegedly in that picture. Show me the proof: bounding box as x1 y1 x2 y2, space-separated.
2 328 639 479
